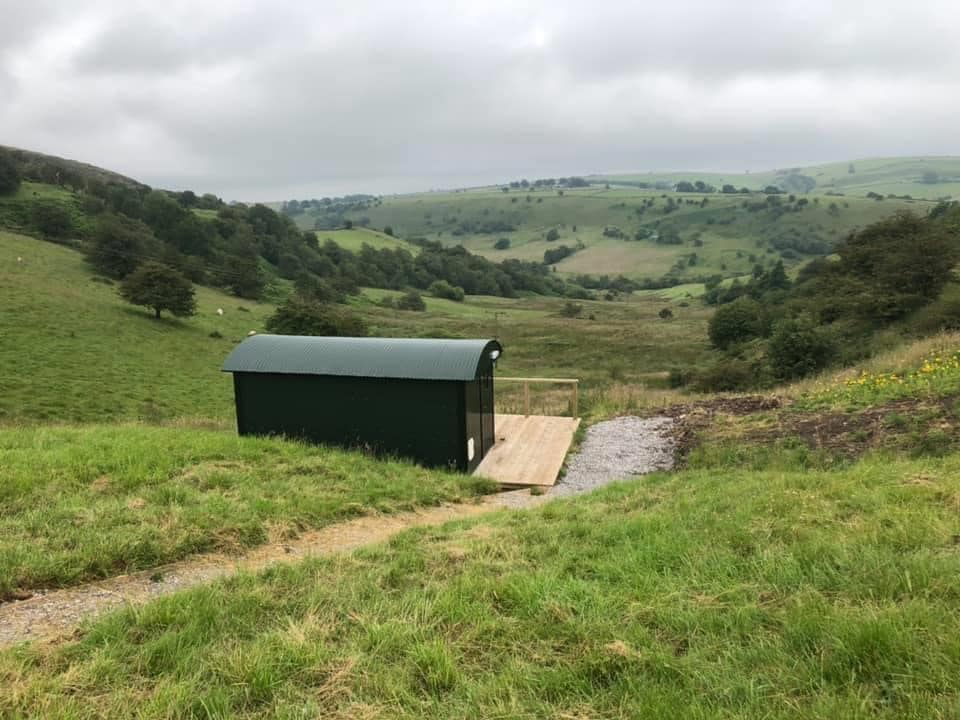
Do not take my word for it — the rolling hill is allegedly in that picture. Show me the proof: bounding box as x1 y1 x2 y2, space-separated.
595 156 960 201
316 185 928 282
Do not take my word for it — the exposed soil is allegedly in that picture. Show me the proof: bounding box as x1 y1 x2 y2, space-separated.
748 396 960 459
656 395 784 463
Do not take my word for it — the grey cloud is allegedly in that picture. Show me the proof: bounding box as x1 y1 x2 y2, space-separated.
1 0 958 199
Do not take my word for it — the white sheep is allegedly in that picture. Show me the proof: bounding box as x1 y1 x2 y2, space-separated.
216 308 224 316
247 330 257 337
17 256 22 263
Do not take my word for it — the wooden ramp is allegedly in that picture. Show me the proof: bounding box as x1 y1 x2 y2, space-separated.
474 414 581 488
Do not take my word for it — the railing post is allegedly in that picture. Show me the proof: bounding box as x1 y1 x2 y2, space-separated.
571 381 578 418
523 381 530 416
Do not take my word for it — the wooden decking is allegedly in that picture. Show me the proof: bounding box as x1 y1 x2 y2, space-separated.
474 414 581 488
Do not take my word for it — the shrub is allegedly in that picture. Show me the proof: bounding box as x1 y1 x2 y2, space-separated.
708 297 764 350
767 315 836 380
87 215 158 279
560 301 583 318
545 228 560 242
693 358 762 392
493 238 511 250
658 307 673 320
396 290 427 311
428 280 465 302
30 199 74 239
266 297 367 336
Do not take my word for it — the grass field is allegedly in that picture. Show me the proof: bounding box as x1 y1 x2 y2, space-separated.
323 184 926 281
2 447 957 717
1 231 713 424
0 424 491 599
311 228 420 254
596 156 960 202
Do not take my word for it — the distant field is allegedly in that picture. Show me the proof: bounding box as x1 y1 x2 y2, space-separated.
596 156 960 201
312 227 419 253
327 185 925 281
1 232 713 424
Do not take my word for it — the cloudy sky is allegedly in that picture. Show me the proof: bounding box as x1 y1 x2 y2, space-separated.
2 0 957 200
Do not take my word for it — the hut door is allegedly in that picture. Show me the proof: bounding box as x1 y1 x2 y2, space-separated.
480 371 495 454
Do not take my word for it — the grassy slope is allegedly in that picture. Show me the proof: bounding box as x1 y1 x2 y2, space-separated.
0 425 490 598
2 449 957 717
1 231 712 423
0 230 275 423
332 186 923 279
310 227 421 254
596 156 960 201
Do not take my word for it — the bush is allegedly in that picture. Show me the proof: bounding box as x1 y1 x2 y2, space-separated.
30 199 74 239
428 280 465 302
693 358 762 392
87 215 158 279
767 315 836 380
266 297 367 336
545 228 560 242
396 290 427 311
658 307 673 320
560 301 583 318
708 297 764 350
493 238 511 250
120 261 197 320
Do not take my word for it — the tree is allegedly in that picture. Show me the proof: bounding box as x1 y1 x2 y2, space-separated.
922 171 940 184
0 149 20 196
87 214 157 279
266 296 367 336
120 262 197 319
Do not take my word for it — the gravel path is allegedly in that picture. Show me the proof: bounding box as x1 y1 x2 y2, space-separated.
552 416 676 497
0 415 675 648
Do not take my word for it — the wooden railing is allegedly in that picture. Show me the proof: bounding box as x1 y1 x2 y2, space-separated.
497 377 579 418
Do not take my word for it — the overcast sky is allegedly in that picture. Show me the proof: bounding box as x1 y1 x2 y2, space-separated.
2 0 958 200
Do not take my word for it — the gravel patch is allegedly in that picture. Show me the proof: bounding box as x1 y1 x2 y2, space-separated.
551 416 675 498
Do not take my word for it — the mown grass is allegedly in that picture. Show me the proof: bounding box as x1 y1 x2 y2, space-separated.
0 424 493 598
2 451 958 718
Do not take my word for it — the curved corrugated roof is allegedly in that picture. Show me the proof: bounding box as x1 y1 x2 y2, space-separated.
222 335 502 381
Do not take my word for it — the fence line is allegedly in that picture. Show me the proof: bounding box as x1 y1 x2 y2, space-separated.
496 376 579 418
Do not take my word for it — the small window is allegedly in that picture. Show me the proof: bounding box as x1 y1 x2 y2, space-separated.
467 437 475 461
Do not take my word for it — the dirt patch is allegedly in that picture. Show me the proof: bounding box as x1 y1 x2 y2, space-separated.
749 397 960 459
654 396 784 462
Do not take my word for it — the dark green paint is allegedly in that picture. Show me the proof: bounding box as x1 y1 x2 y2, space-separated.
223 336 501 472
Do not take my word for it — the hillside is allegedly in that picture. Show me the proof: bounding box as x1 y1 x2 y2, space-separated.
596 156 960 202
1 230 712 424
3 337 960 717
320 185 926 283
